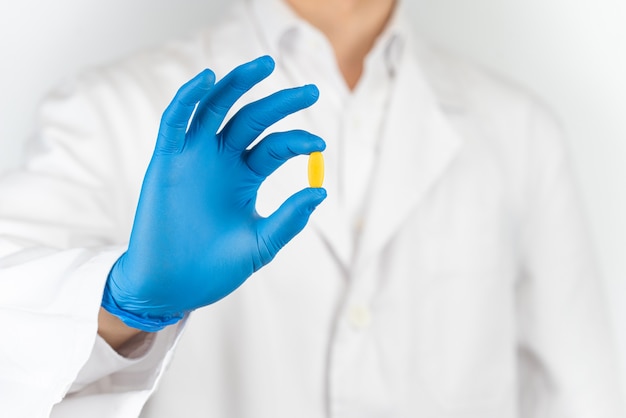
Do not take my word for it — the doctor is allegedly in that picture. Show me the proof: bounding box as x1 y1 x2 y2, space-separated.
0 0 623 417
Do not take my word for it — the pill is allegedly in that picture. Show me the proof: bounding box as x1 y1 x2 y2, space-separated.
308 151 324 188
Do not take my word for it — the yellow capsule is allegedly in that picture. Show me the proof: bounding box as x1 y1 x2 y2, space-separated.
308 151 324 188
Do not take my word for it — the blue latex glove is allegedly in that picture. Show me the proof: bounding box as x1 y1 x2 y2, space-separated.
101 56 326 331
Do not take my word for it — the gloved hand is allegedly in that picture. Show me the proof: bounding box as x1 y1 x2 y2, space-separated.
101 56 326 331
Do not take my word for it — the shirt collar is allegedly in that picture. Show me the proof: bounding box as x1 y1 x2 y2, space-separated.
250 0 303 59
250 0 409 78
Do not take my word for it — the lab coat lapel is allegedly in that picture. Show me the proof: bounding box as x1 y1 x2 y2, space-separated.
353 50 463 268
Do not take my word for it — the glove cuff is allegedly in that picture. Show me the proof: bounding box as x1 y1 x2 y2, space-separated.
101 283 184 332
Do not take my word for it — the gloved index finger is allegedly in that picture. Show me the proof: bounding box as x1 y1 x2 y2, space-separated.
246 130 325 179
192 55 275 137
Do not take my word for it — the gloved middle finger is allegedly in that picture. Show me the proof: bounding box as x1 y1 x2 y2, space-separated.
220 84 319 153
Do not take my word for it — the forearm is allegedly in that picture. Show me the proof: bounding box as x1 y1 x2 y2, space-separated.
97 307 147 352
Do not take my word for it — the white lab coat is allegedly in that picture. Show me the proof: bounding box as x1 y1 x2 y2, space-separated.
0 0 623 417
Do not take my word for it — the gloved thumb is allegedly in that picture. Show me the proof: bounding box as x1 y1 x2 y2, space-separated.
256 188 327 265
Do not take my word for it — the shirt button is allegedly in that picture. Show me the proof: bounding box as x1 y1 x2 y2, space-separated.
308 40 321 51
348 304 372 330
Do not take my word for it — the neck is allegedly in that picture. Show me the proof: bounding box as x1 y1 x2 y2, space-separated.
285 0 396 89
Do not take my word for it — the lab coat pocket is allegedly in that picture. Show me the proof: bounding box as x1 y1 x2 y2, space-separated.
418 269 515 410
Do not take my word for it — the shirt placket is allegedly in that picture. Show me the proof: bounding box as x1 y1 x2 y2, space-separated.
273 12 401 415
327 43 399 417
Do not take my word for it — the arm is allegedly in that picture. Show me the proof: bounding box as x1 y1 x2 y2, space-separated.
97 308 145 352
1 56 325 417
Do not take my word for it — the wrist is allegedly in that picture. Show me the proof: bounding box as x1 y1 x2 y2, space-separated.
101 278 184 332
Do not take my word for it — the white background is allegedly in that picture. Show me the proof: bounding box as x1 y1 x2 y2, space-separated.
1 0 625 400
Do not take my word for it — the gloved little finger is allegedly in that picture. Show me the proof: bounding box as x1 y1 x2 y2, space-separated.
156 69 215 155
256 187 327 265
246 130 325 178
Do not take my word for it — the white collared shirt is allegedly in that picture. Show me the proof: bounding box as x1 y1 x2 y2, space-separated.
252 0 405 241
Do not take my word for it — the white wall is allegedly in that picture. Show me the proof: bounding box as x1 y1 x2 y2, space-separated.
0 0 225 171
2 0 626 399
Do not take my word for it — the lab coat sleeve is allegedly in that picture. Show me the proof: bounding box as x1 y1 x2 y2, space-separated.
50 321 185 418
516 104 624 417
0 70 178 417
